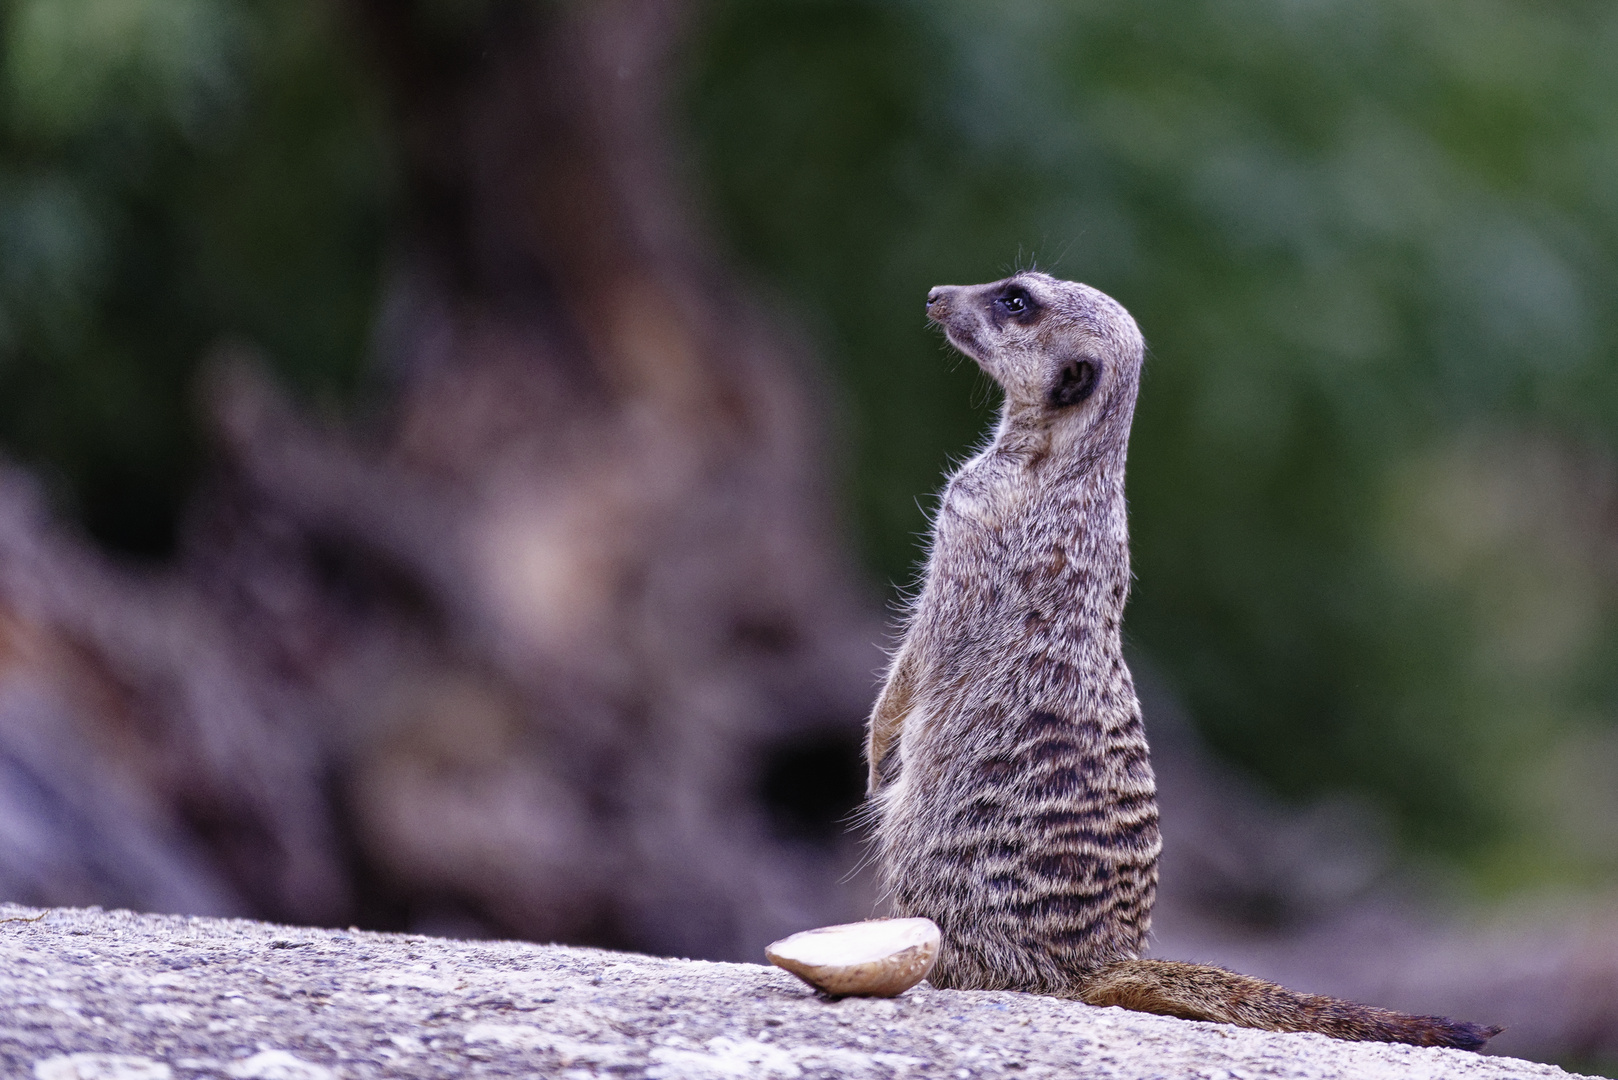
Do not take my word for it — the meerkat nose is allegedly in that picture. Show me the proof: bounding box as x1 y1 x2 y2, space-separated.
926 287 951 317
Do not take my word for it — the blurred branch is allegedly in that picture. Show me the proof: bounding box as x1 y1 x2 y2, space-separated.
0 465 347 923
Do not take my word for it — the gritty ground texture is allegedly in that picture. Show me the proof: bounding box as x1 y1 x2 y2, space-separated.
0 905 1590 1080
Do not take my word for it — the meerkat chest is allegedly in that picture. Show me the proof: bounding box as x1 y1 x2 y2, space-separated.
902 463 1136 783
927 473 1093 637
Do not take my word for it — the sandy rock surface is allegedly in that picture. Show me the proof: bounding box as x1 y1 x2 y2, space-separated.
0 904 1590 1079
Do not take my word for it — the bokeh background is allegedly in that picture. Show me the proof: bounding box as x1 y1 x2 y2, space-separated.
1 0 1616 1071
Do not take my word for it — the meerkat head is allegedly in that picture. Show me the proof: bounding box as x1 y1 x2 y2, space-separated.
925 272 1144 451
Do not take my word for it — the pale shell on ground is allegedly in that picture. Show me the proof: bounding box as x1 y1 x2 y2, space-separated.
765 917 941 998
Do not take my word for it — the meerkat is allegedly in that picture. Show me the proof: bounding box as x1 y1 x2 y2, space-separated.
865 271 1499 1049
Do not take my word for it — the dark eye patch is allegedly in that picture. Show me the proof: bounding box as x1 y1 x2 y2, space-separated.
1048 358 1100 407
991 285 1042 324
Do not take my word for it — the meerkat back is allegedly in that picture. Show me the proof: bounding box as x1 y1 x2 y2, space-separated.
864 272 1499 1051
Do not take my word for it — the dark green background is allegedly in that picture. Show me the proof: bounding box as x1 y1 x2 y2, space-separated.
4 0 1618 892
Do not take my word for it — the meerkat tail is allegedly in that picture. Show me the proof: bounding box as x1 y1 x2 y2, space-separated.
1076 959 1502 1051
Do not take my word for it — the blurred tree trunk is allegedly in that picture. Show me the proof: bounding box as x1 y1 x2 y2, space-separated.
181 0 882 956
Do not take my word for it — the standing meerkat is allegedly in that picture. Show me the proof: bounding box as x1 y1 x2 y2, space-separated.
866 271 1498 1049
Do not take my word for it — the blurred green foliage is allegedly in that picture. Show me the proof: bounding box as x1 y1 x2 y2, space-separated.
3 0 1618 891
0 0 385 553
684 0 1618 888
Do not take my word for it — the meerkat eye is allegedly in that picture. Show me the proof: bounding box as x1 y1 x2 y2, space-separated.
1049 358 1100 407
998 293 1028 314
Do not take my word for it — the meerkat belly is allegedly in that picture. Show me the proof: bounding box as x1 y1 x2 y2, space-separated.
879 673 1160 993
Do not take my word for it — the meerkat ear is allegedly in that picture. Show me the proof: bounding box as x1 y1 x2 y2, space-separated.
1048 358 1100 407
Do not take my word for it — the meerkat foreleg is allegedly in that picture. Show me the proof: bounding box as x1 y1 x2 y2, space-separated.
865 648 919 794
